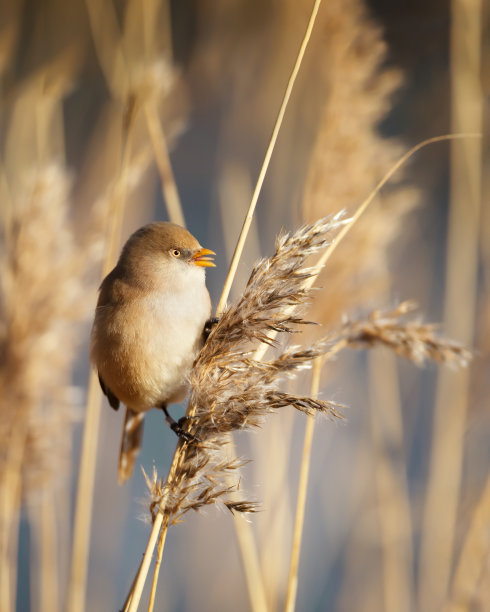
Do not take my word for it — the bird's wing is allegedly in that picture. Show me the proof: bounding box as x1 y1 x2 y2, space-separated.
118 408 145 484
97 372 120 411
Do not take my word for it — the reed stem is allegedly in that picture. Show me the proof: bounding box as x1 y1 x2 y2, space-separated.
216 0 323 315
284 356 323 612
125 2 324 609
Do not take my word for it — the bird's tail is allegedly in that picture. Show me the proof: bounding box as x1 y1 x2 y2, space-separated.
118 408 145 484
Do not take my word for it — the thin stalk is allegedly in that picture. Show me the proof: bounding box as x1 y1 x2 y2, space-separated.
147 525 168 612
66 376 101 612
144 93 186 612
446 473 490 610
253 134 481 366
128 430 187 612
39 492 59 612
217 169 267 612
125 131 481 611
144 101 186 227
126 2 324 610
216 0 323 315
0 410 29 612
362 262 413 612
232 137 480 611
314 134 480 276
284 355 323 612
368 349 413 612
122 556 145 612
124 25 481 611
418 0 483 607
233 513 269 612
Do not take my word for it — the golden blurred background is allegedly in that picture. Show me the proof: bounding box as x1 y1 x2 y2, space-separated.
0 0 488 611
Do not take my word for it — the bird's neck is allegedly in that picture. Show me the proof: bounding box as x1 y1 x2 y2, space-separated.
118 256 206 296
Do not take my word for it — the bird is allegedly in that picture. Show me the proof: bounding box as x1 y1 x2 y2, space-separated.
90 222 216 483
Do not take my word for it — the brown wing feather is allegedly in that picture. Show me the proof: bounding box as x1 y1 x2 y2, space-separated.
97 373 120 411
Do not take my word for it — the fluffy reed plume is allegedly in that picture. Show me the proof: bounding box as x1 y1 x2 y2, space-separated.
302 0 404 222
0 159 100 612
0 164 91 495
144 215 347 522
341 301 472 367
300 0 418 328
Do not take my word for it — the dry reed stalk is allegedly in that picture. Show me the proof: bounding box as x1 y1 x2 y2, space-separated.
0 88 90 607
232 513 270 612
340 301 471 366
284 356 324 612
126 4 324 609
368 349 412 612
293 8 476 601
288 134 478 611
127 216 346 612
216 0 322 315
358 259 413 612
418 0 483 607
243 136 475 612
40 493 60 612
143 71 186 612
311 135 479 288
319 302 470 612
284 324 409 612
446 52 490 607
283 135 478 611
282 298 471 612
28 492 60 612
146 524 168 612
216 2 412 592
144 100 185 227
446 473 490 611
254 413 295 609
256 8 417 601
299 0 411 330
0 414 26 612
123 132 477 610
218 166 269 611
218 163 261 298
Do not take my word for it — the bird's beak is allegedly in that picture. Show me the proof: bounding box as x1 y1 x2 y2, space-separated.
192 247 216 268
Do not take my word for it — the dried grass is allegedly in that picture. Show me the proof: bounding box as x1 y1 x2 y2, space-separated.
144 215 347 524
0 159 97 611
340 301 472 367
419 0 484 605
1 1 486 612
0 164 86 489
301 0 417 329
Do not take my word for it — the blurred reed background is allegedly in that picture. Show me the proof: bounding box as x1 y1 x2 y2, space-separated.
0 0 487 611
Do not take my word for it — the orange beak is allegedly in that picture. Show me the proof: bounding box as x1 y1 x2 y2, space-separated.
192 247 216 268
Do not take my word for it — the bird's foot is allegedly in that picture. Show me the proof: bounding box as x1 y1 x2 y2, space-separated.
203 317 220 341
170 416 199 443
161 405 199 443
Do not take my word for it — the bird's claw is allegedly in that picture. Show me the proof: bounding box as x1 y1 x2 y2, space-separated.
170 417 199 443
203 317 220 341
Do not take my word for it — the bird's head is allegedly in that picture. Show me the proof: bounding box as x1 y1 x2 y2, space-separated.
117 222 215 287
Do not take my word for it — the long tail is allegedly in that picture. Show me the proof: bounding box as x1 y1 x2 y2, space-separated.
118 408 145 484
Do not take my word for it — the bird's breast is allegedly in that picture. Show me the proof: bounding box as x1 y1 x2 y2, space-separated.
92 281 211 412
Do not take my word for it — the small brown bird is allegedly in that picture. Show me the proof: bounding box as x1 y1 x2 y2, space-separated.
90 222 215 483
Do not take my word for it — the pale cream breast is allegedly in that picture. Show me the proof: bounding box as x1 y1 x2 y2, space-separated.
91 265 211 412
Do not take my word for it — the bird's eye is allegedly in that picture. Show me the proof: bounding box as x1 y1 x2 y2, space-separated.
170 249 181 258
